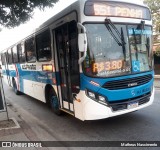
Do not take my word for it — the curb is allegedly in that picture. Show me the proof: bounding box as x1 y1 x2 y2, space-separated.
154 75 160 79
0 117 20 131
155 87 160 89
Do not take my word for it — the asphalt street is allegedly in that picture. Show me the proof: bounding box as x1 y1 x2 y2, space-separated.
2 81 160 150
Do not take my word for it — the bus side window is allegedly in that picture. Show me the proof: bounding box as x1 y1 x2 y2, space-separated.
17 43 25 63
1 53 6 65
25 37 36 62
7 49 13 64
36 30 51 61
12 46 18 63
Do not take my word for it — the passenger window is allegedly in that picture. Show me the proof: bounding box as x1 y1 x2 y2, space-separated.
25 37 36 62
7 49 13 64
36 30 51 61
12 46 18 63
1 53 6 65
17 43 25 63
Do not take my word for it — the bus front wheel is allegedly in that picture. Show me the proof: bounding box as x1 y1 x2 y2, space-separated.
49 89 62 115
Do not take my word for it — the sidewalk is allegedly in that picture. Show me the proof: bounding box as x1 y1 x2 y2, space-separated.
0 97 65 150
0 101 46 150
154 75 160 89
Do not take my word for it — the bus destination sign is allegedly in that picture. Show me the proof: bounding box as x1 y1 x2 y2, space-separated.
85 2 151 20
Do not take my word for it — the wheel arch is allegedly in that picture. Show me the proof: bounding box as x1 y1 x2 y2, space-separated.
12 77 16 87
12 77 21 95
45 84 57 104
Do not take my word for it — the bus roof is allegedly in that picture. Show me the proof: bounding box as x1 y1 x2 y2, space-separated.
84 0 145 5
1 0 148 52
38 0 147 31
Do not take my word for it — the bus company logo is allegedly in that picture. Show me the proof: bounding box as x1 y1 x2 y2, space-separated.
131 90 136 97
21 64 36 70
128 82 138 87
2 142 12 147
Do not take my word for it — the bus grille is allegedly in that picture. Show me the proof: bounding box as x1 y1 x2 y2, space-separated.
109 92 151 112
103 74 153 90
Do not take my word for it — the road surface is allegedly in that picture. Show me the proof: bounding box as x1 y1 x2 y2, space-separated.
2 82 160 150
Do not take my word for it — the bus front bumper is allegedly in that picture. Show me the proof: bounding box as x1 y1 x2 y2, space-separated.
74 88 155 121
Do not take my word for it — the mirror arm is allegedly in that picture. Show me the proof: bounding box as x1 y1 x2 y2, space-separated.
78 49 87 64
77 23 86 33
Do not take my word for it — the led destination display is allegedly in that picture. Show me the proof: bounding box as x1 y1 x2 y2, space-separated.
85 1 151 20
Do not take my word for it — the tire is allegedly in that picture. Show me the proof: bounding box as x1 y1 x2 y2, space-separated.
49 89 62 115
12 79 20 95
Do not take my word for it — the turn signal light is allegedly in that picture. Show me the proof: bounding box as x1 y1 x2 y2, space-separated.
42 64 53 72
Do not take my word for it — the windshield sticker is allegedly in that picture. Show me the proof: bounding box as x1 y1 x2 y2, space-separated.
128 29 152 35
97 67 131 77
132 60 140 72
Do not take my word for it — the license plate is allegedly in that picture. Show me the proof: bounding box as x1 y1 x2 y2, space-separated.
128 102 139 109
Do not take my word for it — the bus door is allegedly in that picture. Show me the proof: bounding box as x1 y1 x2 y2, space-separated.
54 21 80 112
4 52 12 86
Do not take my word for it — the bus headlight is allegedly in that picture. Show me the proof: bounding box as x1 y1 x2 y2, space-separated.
86 89 107 106
98 95 106 102
88 91 96 99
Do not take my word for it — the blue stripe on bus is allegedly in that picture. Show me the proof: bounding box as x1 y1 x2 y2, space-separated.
2 65 60 93
2 66 154 102
2 69 60 85
2 70 7 75
80 71 154 102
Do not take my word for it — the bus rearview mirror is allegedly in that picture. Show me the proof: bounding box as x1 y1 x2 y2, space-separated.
77 23 88 64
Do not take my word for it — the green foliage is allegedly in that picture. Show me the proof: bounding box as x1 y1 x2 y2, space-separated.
144 0 160 13
0 0 58 28
155 45 160 56
144 0 160 35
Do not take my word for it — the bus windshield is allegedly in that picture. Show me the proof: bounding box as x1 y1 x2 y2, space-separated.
83 23 152 77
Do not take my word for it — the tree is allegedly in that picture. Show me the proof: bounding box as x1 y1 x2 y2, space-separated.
144 0 160 42
0 0 58 28
155 45 160 56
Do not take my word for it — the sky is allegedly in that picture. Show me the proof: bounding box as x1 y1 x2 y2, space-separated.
0 0 144 51
0 0 77 51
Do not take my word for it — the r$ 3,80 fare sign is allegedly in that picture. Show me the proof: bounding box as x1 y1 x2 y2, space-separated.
92 60 123 73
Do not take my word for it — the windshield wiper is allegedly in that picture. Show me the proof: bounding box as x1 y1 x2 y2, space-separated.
139 20 150 58
137 20 145 30
146 37 150 57
132 20 146 61
146 37 152 68
132 28 139 60
105 19 126 61
121 27 126 61
104 23 122 46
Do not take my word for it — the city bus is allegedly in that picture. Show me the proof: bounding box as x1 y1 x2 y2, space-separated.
0 0 154 121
